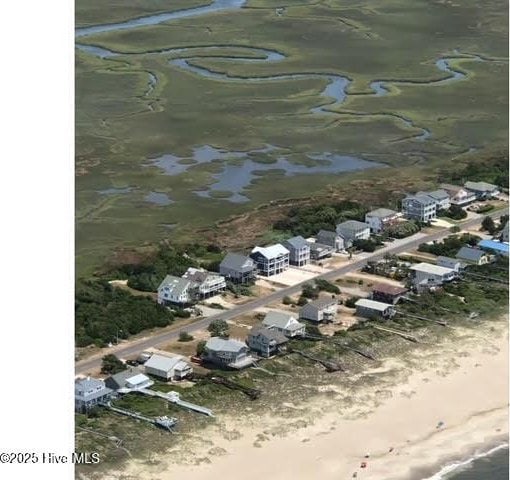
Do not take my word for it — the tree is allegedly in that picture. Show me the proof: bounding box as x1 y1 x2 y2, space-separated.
196 340 207 356
481 216 496 234
297 296 308 306
282 296 294 305
178 331 194 342
301 283 319 299
207 319 229 337
101 354 125 375
344 297 359 308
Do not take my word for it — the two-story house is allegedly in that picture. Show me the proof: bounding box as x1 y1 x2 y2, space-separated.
440 184 476 206
336 220 371 247
250 244 290 276
247 325 288 357
144 353 193 381
299 298 337 323
316 230 345 252
364 208 401 233
157 275 194 305
282 236 311 267
464 181 500 200
219 252 256 284
417 189 451 211
182 267 226 299
401 194 437 222
409 263 456 290
456 246 490 266
75 377 112 412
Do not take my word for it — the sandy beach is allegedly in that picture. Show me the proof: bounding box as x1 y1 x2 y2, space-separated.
98 319 509 480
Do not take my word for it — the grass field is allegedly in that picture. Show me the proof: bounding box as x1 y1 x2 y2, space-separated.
75 0 508 276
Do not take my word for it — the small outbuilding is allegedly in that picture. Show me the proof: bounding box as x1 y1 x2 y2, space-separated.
370 284 408 305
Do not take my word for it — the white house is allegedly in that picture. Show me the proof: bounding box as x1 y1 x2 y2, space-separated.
250 244 290 276
299 298 337 323
437 256 464 272
144 353 193 381
182 267 226 298
336 220 370 247
417 189 451 211
440 184 476 206
262 311 306 337
409 263 456 289
365 208 401 233
75 377 112 412
157 275 193 305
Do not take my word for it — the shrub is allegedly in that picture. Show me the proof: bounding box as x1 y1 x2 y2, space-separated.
439 205 467 220
178 332 194 342
282 296 294 305
302 283 319 299
208 319 229 337
344 297 359 308
481 216 497 234
297 296 308 306
101 354 125 375
315 279 340 294
196 340 207 356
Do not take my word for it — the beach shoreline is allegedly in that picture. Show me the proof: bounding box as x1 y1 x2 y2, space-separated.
95 319 509 480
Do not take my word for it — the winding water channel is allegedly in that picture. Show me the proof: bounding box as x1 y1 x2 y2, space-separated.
77 0 491 202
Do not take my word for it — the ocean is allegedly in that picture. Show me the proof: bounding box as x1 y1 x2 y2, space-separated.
428 445 509 479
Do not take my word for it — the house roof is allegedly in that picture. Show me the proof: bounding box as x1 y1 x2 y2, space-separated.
464 181 499 192
366 208 398 218
249 325 288 344
205 337 247 353
355 298 393 312
404 194 436 206
220 252 254 271
316 230 339 243
301 298 337 312
182 267 224 284
478 239 509 254
251 244 289 259
75 377 105 392
308 241 334 253
456 246 487 262
283 235 309 250
371 283 408 296
440 184 465 194
410 263 455 276
158 275 191 296
437 256 461 264
336 220 370 231
126 373 152 387
420 189 449 201
263 311 303 331
144 353 185 372
106 368 147 389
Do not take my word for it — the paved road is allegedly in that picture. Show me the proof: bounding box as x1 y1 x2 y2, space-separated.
76 209 506 375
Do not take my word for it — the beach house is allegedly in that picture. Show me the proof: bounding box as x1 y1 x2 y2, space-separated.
401 194 437 222
455 246 490 266
409 263 456 290
370 284 408 305
75 377 112 412
299 298 338 323
437 256 464 272
417 189 451 211
219 252 257 284
247 325 289 357
478 239 509 257
440 184 476 206
365 208 401 233
282 236 311 267
157 275 193 306
202 337 255 369
262 311 306 337
464 181 500 200
105 368 154 392
355 298 396 320
182 267 226 299
144 353 193 381
316 230 345 252
250 244 290 276
336 220 371 247
308 241 335 261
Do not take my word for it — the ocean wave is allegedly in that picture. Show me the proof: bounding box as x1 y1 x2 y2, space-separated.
423 443 509 479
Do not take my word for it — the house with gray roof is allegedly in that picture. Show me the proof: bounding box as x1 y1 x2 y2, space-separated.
417 189 451 211
282 236 310 267
401 194 437 222
308 241 335 260
250 244 290 276
365 208 401 233
247 325 288 357
75 377 112 412
440 184 476 206
182 267 226 299
464 181 500 200
456 246 490 265
299 298 337 323
355 298 396 320
219 253 256 284
336 220 371 247
202 337 255 369
316 230 345 252
157 275 193 306
409 263 456 291
144 353 193 381
437 256 464 272
104 367 154 392
262 311 305 337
